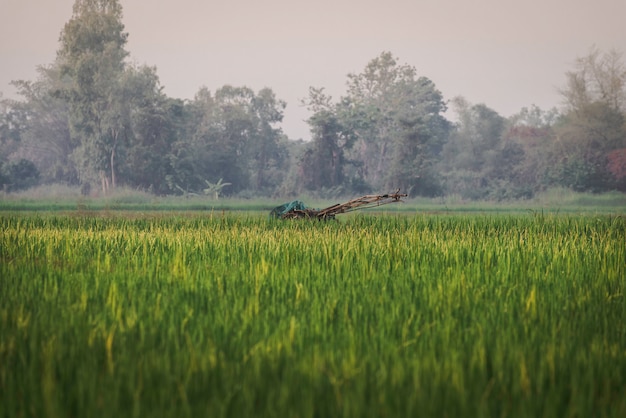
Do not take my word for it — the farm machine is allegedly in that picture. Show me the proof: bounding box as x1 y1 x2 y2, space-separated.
269 190 408 220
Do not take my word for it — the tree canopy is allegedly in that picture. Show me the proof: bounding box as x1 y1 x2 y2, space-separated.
1 2 625 198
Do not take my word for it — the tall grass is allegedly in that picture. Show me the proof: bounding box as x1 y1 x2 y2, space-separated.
1 213 624 417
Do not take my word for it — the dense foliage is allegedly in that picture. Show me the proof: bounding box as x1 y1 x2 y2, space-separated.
1 0 625 198
1 212 624 417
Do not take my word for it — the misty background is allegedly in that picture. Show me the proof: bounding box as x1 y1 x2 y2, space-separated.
1 0 625 199
3 0 624 141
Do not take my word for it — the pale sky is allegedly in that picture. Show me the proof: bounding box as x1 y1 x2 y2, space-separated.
1 0 625 140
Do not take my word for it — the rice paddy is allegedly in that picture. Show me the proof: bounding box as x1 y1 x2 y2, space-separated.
1 212 625 417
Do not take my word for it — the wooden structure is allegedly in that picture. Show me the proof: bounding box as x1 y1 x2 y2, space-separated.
271 190 408 220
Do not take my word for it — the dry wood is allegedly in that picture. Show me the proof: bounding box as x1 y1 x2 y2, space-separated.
281 190 408 219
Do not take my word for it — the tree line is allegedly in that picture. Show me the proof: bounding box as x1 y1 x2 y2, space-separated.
1 0 625 199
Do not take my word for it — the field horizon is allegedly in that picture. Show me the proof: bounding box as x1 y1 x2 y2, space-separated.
1 185 625 214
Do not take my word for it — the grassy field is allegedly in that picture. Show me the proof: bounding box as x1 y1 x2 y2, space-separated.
1 211 625 417
1 185 626 214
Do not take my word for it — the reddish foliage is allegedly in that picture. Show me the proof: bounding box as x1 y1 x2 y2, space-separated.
607 148 626 180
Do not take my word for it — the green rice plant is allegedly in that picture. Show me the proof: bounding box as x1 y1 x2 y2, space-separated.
0 213 624 417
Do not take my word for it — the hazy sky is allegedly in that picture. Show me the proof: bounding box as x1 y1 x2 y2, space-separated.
1 0 625 140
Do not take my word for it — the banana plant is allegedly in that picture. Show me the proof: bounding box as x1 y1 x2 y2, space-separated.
203 178 231 200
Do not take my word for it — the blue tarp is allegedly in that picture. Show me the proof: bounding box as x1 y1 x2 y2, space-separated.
269 200 308 218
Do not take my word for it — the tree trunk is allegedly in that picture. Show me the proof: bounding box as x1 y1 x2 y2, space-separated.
256 145 266 189
110 145 116 189
374 141 388 187
100 170 109 195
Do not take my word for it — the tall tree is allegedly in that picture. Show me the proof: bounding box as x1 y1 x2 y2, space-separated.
122 65 176 195
440 98 509 199
384 76 450 195
199 85 256 193
5 65 76 185
300 110 348 191
344 52 414 188
56 0 129 193
504 105 560 196
0 94 23 164
297 87 356 193
246 88 287 191
555 47 626 191
342 52 450 193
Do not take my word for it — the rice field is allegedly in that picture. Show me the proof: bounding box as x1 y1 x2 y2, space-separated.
1 212 625 417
